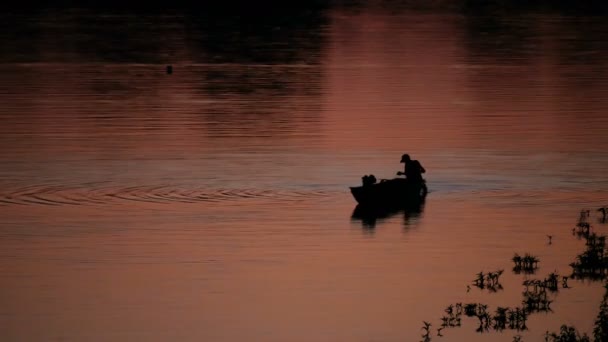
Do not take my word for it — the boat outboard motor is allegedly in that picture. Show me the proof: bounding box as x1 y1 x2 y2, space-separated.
361 174 377 186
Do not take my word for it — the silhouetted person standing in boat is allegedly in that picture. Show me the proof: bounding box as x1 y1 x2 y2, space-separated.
397 154 426 182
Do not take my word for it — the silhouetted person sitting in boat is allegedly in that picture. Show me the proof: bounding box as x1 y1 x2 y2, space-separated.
397 154 425 182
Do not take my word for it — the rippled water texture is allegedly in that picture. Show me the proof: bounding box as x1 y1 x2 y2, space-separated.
1 3 608 342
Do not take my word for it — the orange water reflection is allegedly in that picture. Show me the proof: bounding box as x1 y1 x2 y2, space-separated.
1 5 608 342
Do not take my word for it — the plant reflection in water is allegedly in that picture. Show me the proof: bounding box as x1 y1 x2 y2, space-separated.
418 209 608 341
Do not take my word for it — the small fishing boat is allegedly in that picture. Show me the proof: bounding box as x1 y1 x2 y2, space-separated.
350 178 427 206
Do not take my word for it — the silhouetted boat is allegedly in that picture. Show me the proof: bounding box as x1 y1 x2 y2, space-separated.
350 178 427 206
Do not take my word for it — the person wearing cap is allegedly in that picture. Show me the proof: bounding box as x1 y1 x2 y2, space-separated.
397 154 426 182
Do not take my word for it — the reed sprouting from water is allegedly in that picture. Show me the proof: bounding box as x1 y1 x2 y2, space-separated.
439 302 528 334
493 306 509 331
440 303 463 329
543 280 608 341
542 211 608 342
592 282 608 341
519 271 574 317
544 325 591 341
574 210 593 239
598 207 607 224
512 253 539 274
569 211 608 280
472 269 504 292
506 307 528 331
523 272 563 293
420 321 432 342
570 233 608 280
420 209 608 340
580 209 591 222
522 284 553 313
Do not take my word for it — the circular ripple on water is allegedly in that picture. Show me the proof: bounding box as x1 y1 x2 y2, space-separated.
0 184 332 206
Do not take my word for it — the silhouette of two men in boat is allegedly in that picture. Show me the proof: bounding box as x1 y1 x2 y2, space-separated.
352 153 427 207
360 153 426 187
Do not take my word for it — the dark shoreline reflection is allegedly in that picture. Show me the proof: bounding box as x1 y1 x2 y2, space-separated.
459 12 608 154
350 199 425 230
0 5 330 65
0 5 330 158
184 6 329 143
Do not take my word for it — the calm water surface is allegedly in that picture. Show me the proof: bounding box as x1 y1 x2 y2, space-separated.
1 5 608 342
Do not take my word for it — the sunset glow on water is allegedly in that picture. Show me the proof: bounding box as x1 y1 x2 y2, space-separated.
1 3 608 341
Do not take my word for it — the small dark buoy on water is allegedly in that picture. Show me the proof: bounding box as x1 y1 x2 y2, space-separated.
166 65 173 74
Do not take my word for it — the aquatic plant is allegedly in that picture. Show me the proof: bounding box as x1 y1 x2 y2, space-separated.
473 303 492 333
522 287 553 314
592 282 608 342
420 321 432 342
546 212 608 341
580 209 591 223
419 209 607 339
472 269 504 292
473 272 485 288
512 253 540 274
523 272 561 292
598 207 607 224
569 232 608 281
513 254 522 267
546 272 560 291
573 211 593 239
438 302 528 335
493 306 509 331
440 303 463 330
520 271 573 315
505 307 528 331
544 325 590 342
547 281 608 342
464 303 479 317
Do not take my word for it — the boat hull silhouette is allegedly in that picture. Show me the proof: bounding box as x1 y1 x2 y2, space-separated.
350 178 427 206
